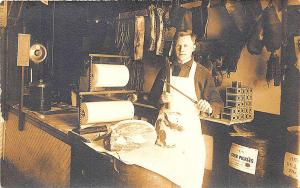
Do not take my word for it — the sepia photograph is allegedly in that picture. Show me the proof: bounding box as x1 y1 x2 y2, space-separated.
0 0 299 187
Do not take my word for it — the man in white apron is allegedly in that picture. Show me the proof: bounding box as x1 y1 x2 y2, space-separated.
149 31 223 188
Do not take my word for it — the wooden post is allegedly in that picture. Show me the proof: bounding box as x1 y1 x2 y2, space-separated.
165 57 171 109
17 31 30 131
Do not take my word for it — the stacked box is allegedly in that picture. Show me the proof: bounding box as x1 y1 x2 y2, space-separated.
222 81 254 123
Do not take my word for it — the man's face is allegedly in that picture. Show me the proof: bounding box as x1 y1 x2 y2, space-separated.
175 35 195 64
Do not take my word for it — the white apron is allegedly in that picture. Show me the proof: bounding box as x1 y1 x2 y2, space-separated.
167 61 205 188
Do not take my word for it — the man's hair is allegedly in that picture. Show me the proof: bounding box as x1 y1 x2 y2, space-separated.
174 30 197 43
169 30 197 61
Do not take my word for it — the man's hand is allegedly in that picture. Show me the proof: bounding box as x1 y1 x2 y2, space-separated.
196 99 213 114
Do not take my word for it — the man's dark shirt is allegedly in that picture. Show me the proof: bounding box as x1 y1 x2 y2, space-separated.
148 59 224 116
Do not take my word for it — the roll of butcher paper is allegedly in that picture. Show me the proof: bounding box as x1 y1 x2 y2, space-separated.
80 101 134 125
91 64 130 88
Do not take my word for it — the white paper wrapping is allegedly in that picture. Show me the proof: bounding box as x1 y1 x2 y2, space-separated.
80 101 134 124
91 64 129 88
106 120 156 152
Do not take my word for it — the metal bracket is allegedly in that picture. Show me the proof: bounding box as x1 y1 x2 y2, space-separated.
2 103 9 121
18 110 25 131
18 66 25 131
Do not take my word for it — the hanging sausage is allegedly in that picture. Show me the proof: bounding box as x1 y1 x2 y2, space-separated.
148 5 156 52
262 2 282 52
155 7 165 56
169 6 192 32
245 0 264 55
263 2 282 86
225 0 248 34
205 0 237 41
247 17 264 55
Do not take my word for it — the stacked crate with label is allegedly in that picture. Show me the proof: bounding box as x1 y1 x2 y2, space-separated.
222 81 254 123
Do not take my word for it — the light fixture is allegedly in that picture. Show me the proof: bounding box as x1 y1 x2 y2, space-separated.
29 43 47 64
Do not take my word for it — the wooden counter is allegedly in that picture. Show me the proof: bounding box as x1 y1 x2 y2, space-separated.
68 121 232 188
2 104 78 188
68 131 117 188
2 104 232 188
68 131 180 188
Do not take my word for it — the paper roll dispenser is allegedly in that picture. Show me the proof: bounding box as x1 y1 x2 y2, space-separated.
90 64 130 91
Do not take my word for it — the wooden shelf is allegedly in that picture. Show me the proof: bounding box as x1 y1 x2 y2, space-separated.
181 1 202 9
118 8 149 19
89 54 129 58
200 115 253 126
116 1 202 21
79 90 135 96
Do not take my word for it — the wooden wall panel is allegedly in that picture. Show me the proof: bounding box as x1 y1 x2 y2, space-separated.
3 112 71 188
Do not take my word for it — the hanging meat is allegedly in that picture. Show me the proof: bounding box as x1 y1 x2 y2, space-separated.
247 17 264 55
205 0 237 41
155 7 165 56
225 0 248 34
266 52 281 86
262 2 282 52
244 0 264 55
273 52 281 86
169 6 193 32
266 52 275 84
148 5 156 52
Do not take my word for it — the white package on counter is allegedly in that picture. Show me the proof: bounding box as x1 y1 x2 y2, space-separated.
80 101 134 124
91 64 130 88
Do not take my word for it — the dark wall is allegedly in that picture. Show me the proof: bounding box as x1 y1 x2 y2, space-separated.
281 5 300 127
1 2 298 128
1 1 152 104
